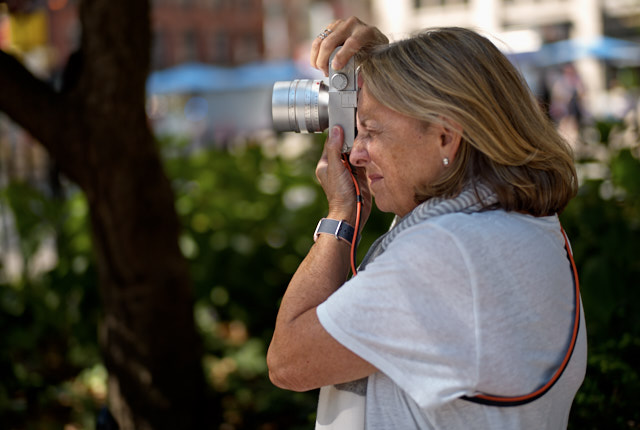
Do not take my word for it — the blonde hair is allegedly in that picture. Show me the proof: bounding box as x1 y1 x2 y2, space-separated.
358 27 577 216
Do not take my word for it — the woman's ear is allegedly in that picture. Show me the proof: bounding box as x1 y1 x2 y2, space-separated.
440 117 463 161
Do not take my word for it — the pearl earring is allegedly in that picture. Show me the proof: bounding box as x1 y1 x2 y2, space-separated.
443 157 450 166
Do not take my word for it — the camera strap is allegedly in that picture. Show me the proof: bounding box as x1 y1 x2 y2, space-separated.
342 153 363 276
460 225 581 407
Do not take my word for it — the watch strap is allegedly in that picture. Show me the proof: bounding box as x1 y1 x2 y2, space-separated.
314 218 356 245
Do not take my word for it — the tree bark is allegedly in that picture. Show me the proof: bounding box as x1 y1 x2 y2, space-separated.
0 1 212 428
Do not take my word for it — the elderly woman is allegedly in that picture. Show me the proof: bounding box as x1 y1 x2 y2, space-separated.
267 17 586 429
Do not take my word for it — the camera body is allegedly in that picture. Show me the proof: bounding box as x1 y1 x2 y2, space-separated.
272 47 357 153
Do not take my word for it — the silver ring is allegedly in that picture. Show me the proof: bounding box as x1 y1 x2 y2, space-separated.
318 29 333 40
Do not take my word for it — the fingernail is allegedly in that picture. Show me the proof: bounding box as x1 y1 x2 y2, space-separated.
330 126 340 139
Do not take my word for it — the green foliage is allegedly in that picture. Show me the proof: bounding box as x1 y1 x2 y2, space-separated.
0 184 102 429
562 129 640 429
2 120 638 429
163 136 325 429
161 134 392 429
0 131 393 429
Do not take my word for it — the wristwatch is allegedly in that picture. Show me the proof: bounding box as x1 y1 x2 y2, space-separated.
314 218 357 245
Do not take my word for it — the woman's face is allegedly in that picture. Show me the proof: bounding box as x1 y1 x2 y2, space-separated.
349 84 452 217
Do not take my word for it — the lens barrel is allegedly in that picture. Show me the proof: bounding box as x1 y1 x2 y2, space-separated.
272 79 329 134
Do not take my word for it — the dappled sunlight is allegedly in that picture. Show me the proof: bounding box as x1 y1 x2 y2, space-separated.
1 0 639 426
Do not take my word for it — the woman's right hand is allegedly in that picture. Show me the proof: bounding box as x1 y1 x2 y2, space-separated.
310 16 389 77
316 126 372 229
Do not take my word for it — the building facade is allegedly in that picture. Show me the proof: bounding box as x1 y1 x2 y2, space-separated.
151 0 265 68
370 0 640 112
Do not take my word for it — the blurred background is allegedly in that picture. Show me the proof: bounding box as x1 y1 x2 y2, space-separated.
0 0 639 429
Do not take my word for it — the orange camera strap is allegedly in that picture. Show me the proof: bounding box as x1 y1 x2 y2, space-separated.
461 225 581 406
342 153 363 276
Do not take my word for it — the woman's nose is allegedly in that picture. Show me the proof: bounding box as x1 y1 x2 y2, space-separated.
349 135 369 166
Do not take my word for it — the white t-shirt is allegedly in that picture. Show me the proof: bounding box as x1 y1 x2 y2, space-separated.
316 210 587 429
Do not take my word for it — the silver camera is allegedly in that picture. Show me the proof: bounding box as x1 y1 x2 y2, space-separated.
272 47 357 153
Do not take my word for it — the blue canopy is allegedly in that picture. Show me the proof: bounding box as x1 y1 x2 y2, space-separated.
514 36 640 67
147 60 308 94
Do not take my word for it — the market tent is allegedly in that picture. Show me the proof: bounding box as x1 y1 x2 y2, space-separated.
146 60 307 94
532 36 640 67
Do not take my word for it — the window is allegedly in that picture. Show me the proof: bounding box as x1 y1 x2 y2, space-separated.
182 30 198 62
234 34 259 63
211 31 229 63
152 30 167 68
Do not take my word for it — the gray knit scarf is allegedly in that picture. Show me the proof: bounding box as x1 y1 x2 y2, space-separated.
336 182 498 395
360 182 498 270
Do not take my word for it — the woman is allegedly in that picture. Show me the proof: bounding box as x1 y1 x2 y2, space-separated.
267 17 586 429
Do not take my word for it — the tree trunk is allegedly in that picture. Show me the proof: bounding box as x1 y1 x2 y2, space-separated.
0 1 212 428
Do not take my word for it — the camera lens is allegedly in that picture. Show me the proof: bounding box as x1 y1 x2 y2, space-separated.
272 79 329 134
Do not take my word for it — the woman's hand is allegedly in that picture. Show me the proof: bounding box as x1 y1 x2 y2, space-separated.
316 126 372 229
310 16 389 76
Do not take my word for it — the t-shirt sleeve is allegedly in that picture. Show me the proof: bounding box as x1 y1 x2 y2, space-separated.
316 223 478 410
